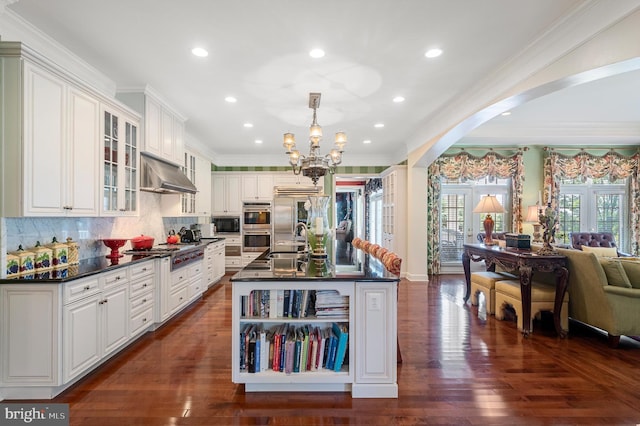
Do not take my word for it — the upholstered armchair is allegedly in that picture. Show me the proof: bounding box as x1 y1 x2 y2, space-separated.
570 232 629 257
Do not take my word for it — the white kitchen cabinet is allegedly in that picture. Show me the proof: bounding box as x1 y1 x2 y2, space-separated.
63 271 129 383
162 151 212 217
180 151 197 215
224 236 242 270
63 289 100 383
167 259 204 315
100 105 140 216
213 241 226 283
0 258 198 400
129 261 155 337
1 284 61 389
117 87 185 165
212 173 242 215
187 262 205 300
195 156 213 216
0 46 102 217
380 166 406 272
272 172 323 192
67 87 101 215
242 174 274 202
154 256 172 323
242 252 260 267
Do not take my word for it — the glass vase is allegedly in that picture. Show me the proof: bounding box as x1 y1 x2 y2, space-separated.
307 195 331 258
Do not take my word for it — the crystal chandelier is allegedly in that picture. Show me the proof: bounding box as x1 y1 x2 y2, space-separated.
282 93 347 186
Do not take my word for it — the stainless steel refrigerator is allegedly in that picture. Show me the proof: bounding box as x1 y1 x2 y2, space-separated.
271 187 318 250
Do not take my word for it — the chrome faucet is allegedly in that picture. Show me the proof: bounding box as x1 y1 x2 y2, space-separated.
295 222 308 252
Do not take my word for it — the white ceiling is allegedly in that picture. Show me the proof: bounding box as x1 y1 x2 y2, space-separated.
4 0 640 166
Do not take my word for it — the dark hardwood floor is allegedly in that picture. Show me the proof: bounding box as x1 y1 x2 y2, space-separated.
34 274 640 425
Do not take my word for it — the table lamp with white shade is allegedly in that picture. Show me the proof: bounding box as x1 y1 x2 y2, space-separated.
473 194 506 245
525 205 543 243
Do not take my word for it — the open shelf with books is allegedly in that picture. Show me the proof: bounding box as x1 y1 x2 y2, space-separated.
232 278 398 397
232 282 354 391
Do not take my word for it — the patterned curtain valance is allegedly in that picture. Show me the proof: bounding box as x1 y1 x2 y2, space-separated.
547 150 639 182
544 149 640 254
365 178 382 195
427 150 525 274
437 150 524 181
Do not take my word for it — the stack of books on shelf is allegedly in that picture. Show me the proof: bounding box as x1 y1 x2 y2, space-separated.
315 290 349 318
241 290 317 319
239 322 348 374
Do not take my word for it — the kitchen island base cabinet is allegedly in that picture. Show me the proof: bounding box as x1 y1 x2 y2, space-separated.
231 280 397 398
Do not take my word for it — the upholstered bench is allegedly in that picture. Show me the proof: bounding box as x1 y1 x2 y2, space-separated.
495 280 569 333
470 271 517 314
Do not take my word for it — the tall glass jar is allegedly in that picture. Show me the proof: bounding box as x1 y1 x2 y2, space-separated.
307 195 331 258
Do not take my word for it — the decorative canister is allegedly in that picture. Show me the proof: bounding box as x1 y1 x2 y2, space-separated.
48 237 68 267
66 237 79 265
6 252 19 277
10 245 35 275
307 195 332 259
31 241 53 271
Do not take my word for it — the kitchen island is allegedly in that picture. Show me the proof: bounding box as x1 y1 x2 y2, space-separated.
231 249 399 398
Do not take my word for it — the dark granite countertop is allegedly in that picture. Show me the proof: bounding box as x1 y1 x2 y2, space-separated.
231 248 399 282
1 238 226 284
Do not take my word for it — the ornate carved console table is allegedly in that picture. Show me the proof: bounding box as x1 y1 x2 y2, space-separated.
462 244 569 337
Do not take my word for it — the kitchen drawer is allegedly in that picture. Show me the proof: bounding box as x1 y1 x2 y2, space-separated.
130 261 154 280
188 262 204 277
102 268 129 289
130 291 154 316
130 306 154 337
226 258 241 267
64 276 100 305
130 275 154 299
226 237 241 245
169 286 189 313
189 279 204 299
171 269 189 289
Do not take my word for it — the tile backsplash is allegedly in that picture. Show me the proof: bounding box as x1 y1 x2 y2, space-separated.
1 192 210 268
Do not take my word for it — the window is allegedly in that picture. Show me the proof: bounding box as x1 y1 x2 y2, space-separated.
440 177 510 264
558 177 628 249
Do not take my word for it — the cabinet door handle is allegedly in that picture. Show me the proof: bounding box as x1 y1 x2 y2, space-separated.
84 285 90 290
142 298 147 303
142 283 148 287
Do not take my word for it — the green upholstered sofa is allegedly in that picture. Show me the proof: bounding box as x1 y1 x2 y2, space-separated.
555 247 640 347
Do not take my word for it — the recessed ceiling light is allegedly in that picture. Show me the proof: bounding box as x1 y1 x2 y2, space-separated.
243 123 254 128
309 48 325 58
363 140 372 144
393 96 405 103
425 48 443 58
501 111 512 116
225 96 237 103
374 123 385 128
255 139 263 144
191 47 208 57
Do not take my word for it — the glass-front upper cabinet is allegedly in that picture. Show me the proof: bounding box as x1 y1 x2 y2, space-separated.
102 106 140 216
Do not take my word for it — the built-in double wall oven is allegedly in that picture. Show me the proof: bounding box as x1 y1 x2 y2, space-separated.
242 202 272 252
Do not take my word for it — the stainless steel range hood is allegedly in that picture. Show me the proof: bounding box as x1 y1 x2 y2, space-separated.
140 152 197 194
